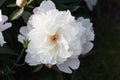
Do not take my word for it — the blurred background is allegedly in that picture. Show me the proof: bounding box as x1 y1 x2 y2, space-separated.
0 0 120 80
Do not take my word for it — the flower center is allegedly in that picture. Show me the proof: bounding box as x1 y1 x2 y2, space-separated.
48 34 59 43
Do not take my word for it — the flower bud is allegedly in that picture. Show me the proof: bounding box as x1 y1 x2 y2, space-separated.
23 39 30 48
16 0 27 7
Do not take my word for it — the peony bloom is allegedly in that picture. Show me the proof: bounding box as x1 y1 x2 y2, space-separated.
16 0 27 7
18 0 95 73
84 0 97 11
0 10 12 46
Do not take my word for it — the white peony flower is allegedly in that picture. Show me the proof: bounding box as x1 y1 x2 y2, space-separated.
0 10 12 46
18 0 95 73
84 0 97 11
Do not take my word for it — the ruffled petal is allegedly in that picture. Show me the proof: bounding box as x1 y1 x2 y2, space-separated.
33 0 56 14
57 57 80 73
66 58 80 69
20 26 28 36
57 63 72 73
0 23 12 31
18 26 28 43
81 42 93 54
25 53 41 66
17 34 25 43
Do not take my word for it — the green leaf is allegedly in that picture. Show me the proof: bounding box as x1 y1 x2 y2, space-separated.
27 5 34 8
71 6 80 12
33 65 43 72
22 11 32 23
9 7 24 20
0 46 16 55
0 0 6 6
27 0 34 5
1 66 15 76
7 3 17 7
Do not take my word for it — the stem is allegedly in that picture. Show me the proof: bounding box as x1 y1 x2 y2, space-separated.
12 48 25 69
15 48 25 63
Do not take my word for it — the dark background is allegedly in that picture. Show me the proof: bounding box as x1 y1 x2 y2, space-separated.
0 0 120 80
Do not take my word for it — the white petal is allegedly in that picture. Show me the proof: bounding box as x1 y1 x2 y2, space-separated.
17 34 25 43
33 0 56 14
25 53 41 66
84 0 97 11
86 29 95 41
90 0 97 6
58 44 71 58
20 26 28 36
81 42 93 54
0 32 6 46
85 0 93 11
57 57 80 73
46 24 58 35
0 10 2 22
77 17 94 41
27 21 34 31
66 58 80 69
1 15 8 24
33 7 39 14
77 17 92 28
57 63 72 73
76 17 83 22
0 23 12 31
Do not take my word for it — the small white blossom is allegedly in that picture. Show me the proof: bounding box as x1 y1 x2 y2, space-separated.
84 0 97 11
0 10 12 46
18 0 95 73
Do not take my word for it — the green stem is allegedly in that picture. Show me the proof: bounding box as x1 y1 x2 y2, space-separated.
15 48 25 63
12 48 25 69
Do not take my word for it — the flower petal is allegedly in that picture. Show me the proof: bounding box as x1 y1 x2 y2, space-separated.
66 58 80 69
57 63 72 73
33 0 56 14
0 15 8 24
90 0 97 6
77 17 95 41
81 42 93 54
18 34 25 43
0 32 6 46
57 57 80 73
20 26 28 36
0 23 12 31
0 10 2 22
84 0 97 11
25 53 41 66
